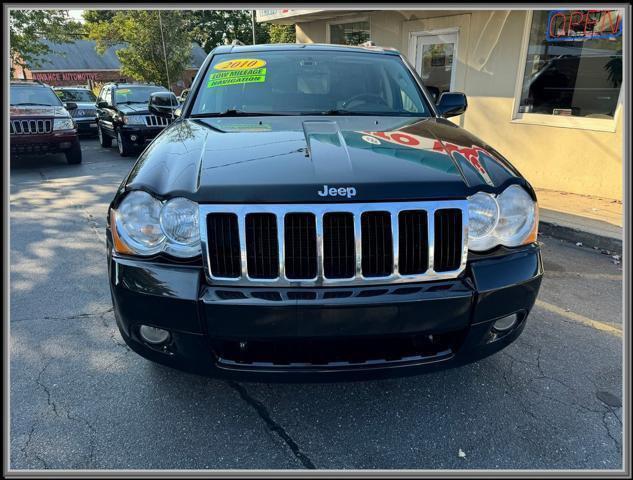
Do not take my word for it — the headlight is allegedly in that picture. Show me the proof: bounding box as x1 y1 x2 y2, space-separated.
495 185 537 246
468 192 498 239
123 115 146 125
160 197 200 257
111 191 200 258
468 185 537 252
53 118 75 130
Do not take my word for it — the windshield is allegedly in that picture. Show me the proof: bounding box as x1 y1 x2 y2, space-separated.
114 86 168 104
190 50 431 116
55 89 96 102
10 85 63 107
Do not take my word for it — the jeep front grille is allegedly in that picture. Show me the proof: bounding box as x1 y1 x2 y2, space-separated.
144 115 172 127
10 119 53 135
200 201 468 287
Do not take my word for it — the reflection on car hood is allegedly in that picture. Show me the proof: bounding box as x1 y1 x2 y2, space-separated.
10 106 69 118
117 104 151 115
123 116 527 203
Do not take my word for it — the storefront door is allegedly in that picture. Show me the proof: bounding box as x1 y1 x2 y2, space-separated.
411 29 459 99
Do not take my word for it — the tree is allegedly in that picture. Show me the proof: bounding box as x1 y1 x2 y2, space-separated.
85 10 192 88
265 23 296 44
181 10 296 53
183 10 258 52
9 9 83 78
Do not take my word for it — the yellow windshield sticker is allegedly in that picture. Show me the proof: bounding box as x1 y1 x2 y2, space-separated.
208 58 267 88
116 88 131 94
214 58 266 71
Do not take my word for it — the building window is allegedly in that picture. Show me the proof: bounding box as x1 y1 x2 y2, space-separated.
329 21 370 46
518 10 622 119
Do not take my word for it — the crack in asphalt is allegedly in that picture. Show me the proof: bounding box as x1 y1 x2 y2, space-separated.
500 351 621 452
226 381 316 469
36 361 59 417
65 409 97 468
19 423 48 469
601 411 622 454
42 307 114 321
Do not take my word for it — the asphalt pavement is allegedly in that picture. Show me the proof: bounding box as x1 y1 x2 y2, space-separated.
9 138 624 470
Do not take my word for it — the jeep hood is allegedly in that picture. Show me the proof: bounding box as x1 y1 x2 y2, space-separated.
124 116 525 203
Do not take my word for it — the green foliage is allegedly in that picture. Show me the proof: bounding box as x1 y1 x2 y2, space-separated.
183 10 255 52
85 10 192 88
9 9 83 77
182 11 296 53
265 23 296 44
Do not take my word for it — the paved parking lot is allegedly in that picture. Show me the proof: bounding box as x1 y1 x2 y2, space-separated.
9 138 623 470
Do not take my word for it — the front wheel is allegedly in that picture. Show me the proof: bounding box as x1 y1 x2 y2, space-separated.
98 124 112 148
117 130 133 157
65 141 82 164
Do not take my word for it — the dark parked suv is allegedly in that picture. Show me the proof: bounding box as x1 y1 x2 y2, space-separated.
107 43 543 380
10 80 82 164
96 83 176 156
53 86 98 135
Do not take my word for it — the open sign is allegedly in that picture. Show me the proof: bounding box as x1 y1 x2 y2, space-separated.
546 10 622 41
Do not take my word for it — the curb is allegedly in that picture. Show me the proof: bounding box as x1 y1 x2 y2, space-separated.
539 221 622 254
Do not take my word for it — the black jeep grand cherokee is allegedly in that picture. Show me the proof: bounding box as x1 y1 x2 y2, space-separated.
96 83 175 156
107 44 543 380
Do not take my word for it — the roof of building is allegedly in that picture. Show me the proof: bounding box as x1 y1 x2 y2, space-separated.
30 39 208 71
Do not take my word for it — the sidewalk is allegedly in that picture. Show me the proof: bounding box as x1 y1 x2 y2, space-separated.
536 188 623 253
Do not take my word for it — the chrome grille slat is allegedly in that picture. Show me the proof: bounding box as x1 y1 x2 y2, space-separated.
199 201 468 287
144 115 172 127
10 118 53 135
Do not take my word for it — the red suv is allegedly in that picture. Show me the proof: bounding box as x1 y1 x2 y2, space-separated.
10 80 82 164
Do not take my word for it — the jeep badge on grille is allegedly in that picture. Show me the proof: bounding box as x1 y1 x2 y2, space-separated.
317 185 357 198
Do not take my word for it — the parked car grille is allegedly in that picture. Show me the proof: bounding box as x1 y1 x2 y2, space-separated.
245 213 279 279
71 108 96 118
206 213 241 278
285 213 317 279
10 119 53 135
200 201 468 286
323 213 355 279
144 115 172 127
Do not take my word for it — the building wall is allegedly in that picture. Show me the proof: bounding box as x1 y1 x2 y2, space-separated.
22 68 199 96
295 10 623 200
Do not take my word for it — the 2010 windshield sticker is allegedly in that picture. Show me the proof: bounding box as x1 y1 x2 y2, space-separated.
208 59 267 88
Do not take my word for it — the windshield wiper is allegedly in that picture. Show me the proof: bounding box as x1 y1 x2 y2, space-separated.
316 109 429 117
191 109 292 118
11 102 54 107
117 101 147 105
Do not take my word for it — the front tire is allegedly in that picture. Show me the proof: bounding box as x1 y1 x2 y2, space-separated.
117 130 133 157
65 141 82 164
98 124 112 148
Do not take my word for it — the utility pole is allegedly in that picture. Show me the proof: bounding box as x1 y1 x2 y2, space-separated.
158 11 171 90
252 10 256 45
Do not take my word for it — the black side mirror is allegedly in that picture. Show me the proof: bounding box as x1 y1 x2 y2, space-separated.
436 92 468 118
65 102 78 110
426 86 440 103
148 92 179 117
97 101 108 108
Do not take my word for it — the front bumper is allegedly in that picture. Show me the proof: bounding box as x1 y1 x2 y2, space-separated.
108 242 542 380
74 118 98 134
10 130 78 154
119 125 164 144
